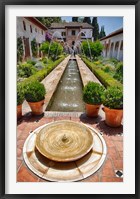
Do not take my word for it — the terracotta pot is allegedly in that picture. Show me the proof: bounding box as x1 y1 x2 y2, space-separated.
102 106 123 127
17 104 22 119
28 99 45 115
85 103 101 117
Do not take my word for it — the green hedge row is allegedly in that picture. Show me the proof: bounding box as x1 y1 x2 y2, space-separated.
18 56 66 88
82 57 123 89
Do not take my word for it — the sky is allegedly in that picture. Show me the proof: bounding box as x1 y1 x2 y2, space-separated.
61 16 123 35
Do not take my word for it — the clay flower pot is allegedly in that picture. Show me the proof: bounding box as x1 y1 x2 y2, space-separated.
85 104 101 117
17 104 22 119
102 106 123 127
28 99 45 115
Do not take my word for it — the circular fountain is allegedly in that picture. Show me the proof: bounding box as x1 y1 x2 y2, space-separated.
36 121 93 162
23 120 107 182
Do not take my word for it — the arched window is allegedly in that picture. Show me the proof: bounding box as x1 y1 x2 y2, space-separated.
30 25 32 33
115 41 119 50
23 21 26 31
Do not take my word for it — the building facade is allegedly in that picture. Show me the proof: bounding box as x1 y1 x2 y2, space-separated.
49 22 93 53
100 28 123 61
17 17 47 60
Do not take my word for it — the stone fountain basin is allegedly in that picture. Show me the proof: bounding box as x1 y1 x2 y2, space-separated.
35 120 94 162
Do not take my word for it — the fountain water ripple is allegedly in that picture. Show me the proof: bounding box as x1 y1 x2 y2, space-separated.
46 60 85 112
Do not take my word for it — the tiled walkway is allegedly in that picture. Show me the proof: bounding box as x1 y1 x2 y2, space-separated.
17 112 123 182
17 56 123 182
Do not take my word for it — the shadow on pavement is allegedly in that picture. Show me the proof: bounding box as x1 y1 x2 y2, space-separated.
96 120 123 136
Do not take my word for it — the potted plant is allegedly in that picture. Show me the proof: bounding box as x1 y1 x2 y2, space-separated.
17 83 24 119
83 81 105 117
102 86 123 127
25 80 46 115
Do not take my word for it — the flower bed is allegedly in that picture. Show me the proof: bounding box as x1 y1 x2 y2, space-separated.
18 55 66 89
81 57 123 89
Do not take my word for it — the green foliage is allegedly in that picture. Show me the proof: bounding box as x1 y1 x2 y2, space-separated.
102 86 123 109
40 41 63 60
81 40 103 58
83 81 105 105
82 57 123 89
18 56 65 90
72 17 78 22
31 38 38 57
92 17 99 40
113 62 123 83
17 83 24 105
103 66 111 73
17 37 24 62
99 26 106 39
83 17 91 24
26 59 36 65
25 81 46 102
36 17 61 27
17 63 37 78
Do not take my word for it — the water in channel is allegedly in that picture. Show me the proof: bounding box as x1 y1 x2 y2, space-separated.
47 59 85 112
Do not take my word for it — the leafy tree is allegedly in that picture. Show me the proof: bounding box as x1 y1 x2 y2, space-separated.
92 17 99 41
72 17 78 22
81 40 103 58
83 17 91 24
40 41 63 60
36 17 62 27
99 26 106 39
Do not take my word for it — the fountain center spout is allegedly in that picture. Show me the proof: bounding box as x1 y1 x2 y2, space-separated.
62 134 68 142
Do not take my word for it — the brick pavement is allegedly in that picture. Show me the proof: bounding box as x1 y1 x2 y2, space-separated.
17 112 123 182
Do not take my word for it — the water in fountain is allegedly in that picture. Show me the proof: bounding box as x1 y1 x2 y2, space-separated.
74 40 85 55
48 31 65 59
46 60 85 112
74 31 92 60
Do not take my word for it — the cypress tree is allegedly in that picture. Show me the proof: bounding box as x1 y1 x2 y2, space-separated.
99 26 106 39
72 17 78 22
92 17 99 41
83 17 91 24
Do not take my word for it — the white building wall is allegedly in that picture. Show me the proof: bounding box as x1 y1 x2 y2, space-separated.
17 17 46 59
100 33 123 61
81 29 92 38
49 29 66 39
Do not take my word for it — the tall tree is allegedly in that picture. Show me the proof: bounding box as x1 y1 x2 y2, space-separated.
83 17 91 24
36 17 62 27
99 26 106 39
92 17 99 41
72 17 78 22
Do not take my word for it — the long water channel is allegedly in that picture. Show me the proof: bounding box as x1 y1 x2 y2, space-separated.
47 59 85 112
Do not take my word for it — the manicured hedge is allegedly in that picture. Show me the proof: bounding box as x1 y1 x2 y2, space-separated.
18 56 66 89
82 57 123 89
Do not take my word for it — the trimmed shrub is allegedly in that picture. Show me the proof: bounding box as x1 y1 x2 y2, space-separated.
102 86 123 109
25 81 46 102
83 81 105 105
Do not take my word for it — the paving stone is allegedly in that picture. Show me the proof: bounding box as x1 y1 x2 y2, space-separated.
102 176 123 182
17 165 39 182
